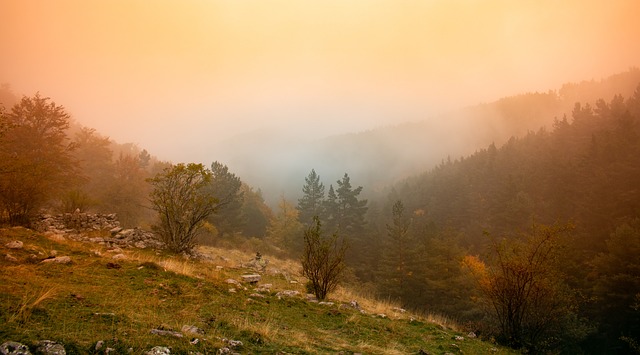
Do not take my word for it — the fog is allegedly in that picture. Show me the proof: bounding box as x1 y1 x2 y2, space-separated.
1 0 639 203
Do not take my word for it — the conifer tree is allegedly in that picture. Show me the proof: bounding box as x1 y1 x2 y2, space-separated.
323 184 339 232
334 173 368 235
297 169 325 226
207 161 244 236
379 200 414 299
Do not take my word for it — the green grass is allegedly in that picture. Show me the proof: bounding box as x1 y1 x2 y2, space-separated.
0 227 518 354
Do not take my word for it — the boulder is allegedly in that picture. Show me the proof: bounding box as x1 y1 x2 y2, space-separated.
5 241 23 249
0 341 31 355
145 347 171 355
181 324 204 335
241 274 261 284
276 290 300 299
35 340 66 355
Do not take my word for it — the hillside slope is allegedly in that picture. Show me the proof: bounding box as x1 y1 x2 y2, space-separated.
0 227 516 354
218 68 640 203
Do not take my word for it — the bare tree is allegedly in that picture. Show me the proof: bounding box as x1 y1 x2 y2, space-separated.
301 216 347 300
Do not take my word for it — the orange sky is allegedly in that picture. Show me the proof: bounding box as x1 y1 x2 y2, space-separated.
1 0 639 163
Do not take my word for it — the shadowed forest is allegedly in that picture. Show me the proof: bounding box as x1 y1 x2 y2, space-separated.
1 70 640 353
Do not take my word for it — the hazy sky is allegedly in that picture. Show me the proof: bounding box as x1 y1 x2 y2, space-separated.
1 0 639 164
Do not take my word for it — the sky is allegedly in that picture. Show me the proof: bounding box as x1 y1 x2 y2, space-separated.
1 0 639 165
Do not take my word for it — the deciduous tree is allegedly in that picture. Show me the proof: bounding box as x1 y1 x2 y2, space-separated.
463 223 582 352
148 163 217 253
302 216 347 300
0 94 79 225
268 196 304 255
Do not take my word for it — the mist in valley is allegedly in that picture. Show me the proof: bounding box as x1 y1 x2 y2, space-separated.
2 1 640 205
2 1 640 353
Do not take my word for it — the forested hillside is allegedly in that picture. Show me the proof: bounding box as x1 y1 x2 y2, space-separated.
2 73 639 353
221 68 640 203
360 86 640 353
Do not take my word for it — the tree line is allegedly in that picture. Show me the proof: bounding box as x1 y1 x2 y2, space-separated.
2 84 639 353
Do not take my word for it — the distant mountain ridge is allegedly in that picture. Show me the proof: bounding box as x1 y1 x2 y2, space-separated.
217 68 640 204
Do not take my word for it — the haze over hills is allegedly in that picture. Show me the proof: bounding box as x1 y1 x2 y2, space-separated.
213 68 640 204
1 69 639 206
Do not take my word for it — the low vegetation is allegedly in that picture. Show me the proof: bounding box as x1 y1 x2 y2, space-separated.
0 227 516 354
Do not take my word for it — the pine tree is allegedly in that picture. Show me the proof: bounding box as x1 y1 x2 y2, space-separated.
379 200 413 300
334 173 368 235
297 169 325 226
207 161 244 236
323 184 339 232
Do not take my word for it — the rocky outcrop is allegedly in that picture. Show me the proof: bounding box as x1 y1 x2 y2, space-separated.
33 213 164 250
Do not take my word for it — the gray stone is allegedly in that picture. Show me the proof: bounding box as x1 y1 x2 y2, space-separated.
5 254 17 262
94 341 104 351
150 329 183 338
145 346 171 355
225 279 239 285
41 256 72 264
35 340 66 355
276 290 300 299
5 241 23 249
241 274 261 284
0 341 31 355
46 234 66 242
181 325 204 335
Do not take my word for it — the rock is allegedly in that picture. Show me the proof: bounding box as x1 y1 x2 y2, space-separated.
110 227 123 235
225 279 239 285
228 340 243 348
467 331 477 338
318 302 334 306
249 293 265 299
5 254 17 262
112 254 126 260
241 274 261 284
454 335 465 341
145 346 171 355
134 241 146 249
35 340 66 355
94 341 104 351
0 341 31 355
150 329 183 338
41 256 72 264
46 234 66 242
181 325 204 335
5 241 23 249
276 290 300 299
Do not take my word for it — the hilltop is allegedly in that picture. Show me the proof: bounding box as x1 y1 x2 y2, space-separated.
0 219 516 354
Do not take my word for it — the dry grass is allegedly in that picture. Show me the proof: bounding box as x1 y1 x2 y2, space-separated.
331 286 460 331
11 286 57 323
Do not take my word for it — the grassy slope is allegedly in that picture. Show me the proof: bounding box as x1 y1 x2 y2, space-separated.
0 227 517 354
